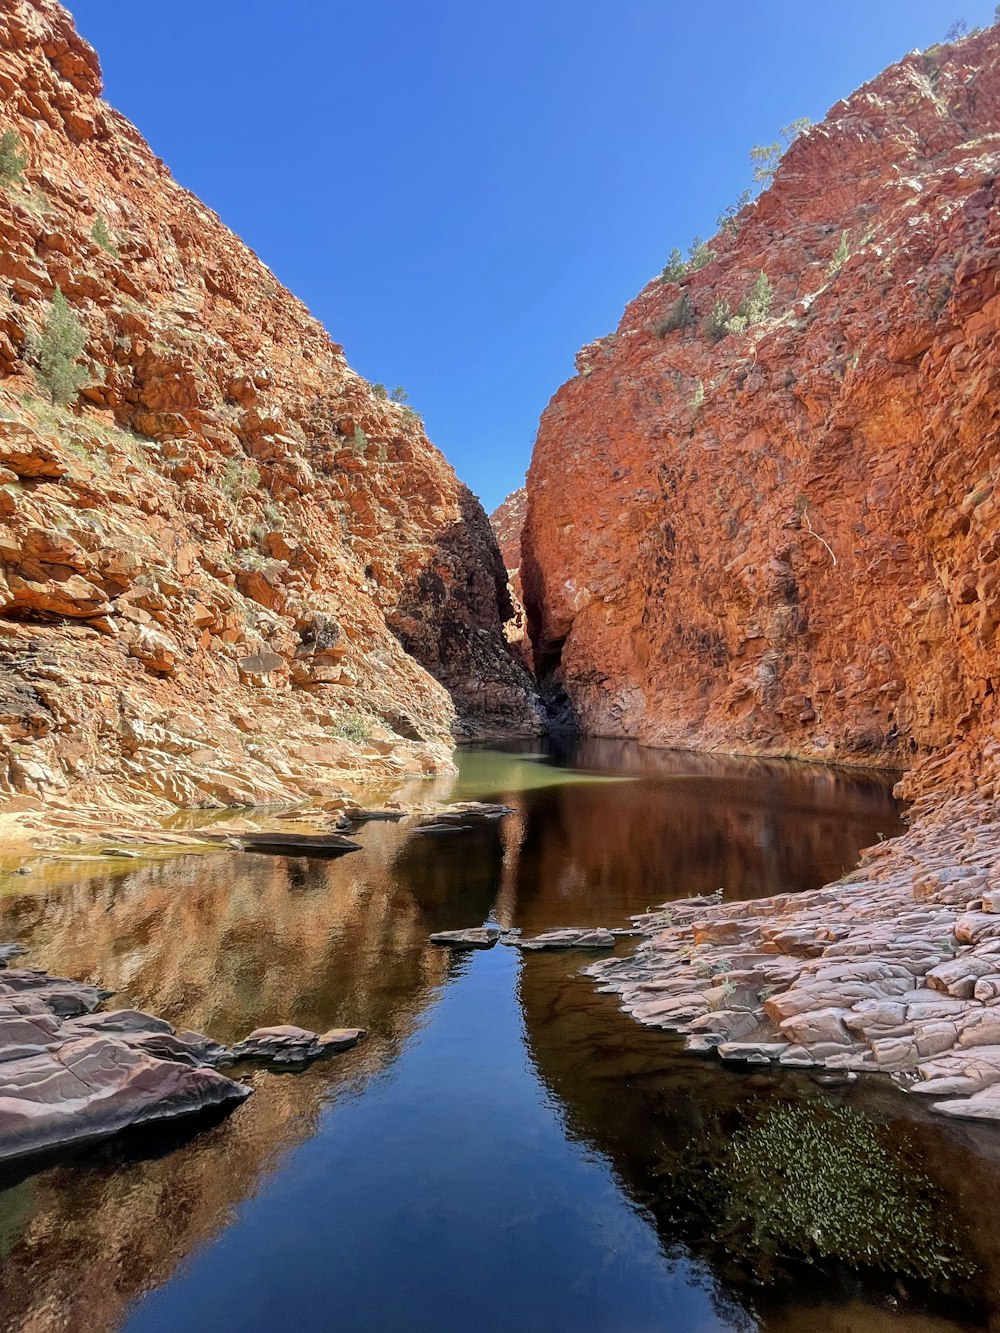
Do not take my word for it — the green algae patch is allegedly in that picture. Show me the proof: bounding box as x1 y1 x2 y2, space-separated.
708 1101 975 1287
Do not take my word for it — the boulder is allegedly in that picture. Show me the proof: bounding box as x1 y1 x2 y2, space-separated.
0 1035 251 1163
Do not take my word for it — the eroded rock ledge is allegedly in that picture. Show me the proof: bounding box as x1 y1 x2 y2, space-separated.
588 795 1000 1121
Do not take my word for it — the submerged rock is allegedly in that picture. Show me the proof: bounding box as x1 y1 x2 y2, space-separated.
203 831 362 858
514 928 616 952
429 927 503 950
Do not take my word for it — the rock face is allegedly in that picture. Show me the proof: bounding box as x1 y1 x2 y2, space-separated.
0 0 540 815
489 486 531 668
490 486 527 574
522 27 1000 789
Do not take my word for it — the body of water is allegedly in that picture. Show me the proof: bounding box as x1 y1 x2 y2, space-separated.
1 741 995 1333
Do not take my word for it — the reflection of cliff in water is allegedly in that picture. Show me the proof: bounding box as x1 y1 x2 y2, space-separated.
483 742 904 924
0 744 916 1333
0 826 480 1333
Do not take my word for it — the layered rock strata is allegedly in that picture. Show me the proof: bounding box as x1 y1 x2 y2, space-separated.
519 26 1000 1112
0 0 539 818
522 26 1000 786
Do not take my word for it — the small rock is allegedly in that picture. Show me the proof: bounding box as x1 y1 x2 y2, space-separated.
231 1024 364 1066
514 928 616 951
429 927 502 950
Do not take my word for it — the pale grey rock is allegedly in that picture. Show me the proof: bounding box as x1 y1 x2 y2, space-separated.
231 1024 364 1065
515 928 616 951
0 1035 251 1163
717 1041 789 1062
429 927 502 950
932 1086 1000 1121
0 970 110 1017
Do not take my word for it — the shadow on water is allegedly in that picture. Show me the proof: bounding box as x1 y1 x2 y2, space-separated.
0 742 995 1332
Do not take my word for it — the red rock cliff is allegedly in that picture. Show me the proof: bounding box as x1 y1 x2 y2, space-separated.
0 0 540 813
489 485 530 667
523 27 1000 797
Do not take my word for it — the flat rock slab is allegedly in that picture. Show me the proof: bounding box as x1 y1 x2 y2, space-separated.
0 1035 251 1164
429 928 502 950
514 928 617 952
231 1024 365 1066
0 971 111 1017
0 953 365 1165
203 831 362 857
717 1041 790 1063
63 1008 175 1037
931 1083 1000 1120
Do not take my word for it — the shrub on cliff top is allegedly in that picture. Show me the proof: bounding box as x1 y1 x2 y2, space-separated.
660 248 687 283
717 189 753 236
0 130 27 185
390 385 410 404
750 117 812 185
34 288 88 405
660 237 716 285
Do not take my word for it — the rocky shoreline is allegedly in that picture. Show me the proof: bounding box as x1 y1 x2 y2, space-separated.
0 944 365 1166
586 792 1000 1122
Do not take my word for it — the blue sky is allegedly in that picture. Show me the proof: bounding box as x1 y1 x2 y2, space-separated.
70 1 993 512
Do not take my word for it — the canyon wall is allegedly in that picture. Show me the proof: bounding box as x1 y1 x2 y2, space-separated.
522 27 1000 798
489 485 530 667
0 0 539 815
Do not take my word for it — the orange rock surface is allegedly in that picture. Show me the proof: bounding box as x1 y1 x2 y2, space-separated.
489 485 530 667
0 0 539 814
522 27 1000 800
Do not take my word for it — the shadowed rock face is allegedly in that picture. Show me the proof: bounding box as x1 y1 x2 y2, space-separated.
522 26 1000 796
489 487 531 670
0 0 540 817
